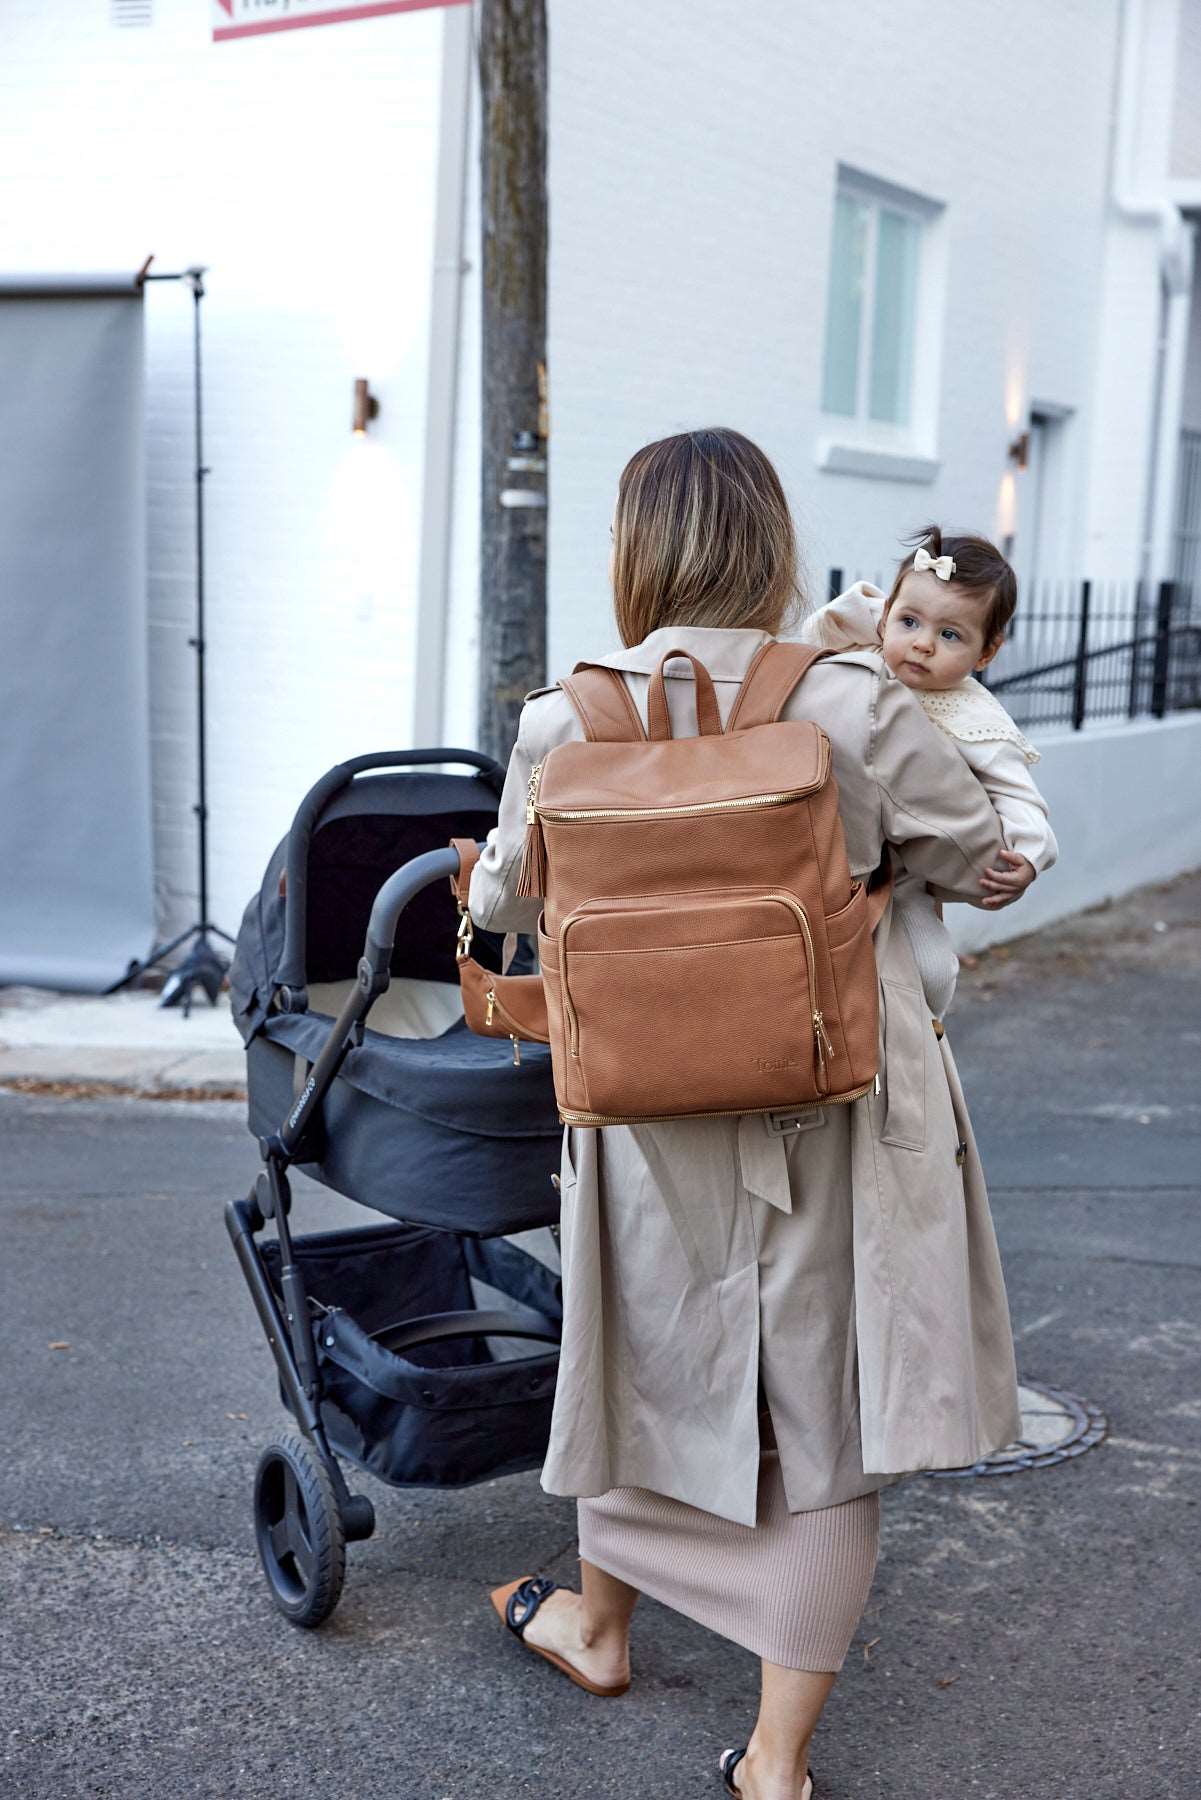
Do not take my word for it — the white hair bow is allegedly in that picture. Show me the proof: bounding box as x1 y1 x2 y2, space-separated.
913 545 957 581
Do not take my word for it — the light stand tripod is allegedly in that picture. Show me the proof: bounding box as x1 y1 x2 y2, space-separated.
105 266 235 1014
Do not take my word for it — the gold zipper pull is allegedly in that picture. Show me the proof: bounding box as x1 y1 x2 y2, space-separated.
525 762 543 825
813 1011 835 1062
485 988 496 1027
516 764 548 899
510 1034 521 1066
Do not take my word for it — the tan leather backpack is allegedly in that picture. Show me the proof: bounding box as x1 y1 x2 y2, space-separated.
515 642 885 1126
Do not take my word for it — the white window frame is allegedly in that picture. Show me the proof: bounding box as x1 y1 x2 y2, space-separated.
817 166 947 483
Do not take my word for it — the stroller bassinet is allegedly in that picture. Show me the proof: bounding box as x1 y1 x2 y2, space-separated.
225 749 563 1627
229 748 561 1238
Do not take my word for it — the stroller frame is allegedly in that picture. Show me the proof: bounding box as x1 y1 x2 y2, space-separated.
226 752 561 1627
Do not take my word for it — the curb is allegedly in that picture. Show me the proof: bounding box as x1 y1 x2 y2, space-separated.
0 1048 247 1101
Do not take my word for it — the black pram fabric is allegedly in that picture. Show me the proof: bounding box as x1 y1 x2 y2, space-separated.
229 768 513 1041
260 1223 561 1488
245 1023 560 1235
230 764 562 1236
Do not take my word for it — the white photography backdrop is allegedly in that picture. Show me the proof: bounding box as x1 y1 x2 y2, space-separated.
0 274 154 990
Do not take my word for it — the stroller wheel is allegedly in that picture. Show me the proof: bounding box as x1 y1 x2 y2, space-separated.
253 1434 346 1628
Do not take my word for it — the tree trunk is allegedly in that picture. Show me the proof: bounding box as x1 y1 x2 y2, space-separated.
477 0 548 764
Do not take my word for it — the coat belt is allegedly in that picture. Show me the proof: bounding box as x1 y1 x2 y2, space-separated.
738 1109 827 1212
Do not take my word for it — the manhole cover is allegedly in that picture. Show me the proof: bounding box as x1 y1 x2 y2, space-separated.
926 1380 1107 1479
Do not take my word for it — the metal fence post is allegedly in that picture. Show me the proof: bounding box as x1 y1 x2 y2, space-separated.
1127 581 1146 718
1071 580 1092 731
828 568 843 603
1151 580 1175 718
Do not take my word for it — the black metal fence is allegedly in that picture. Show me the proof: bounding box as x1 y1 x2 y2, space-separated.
824 570 1201 732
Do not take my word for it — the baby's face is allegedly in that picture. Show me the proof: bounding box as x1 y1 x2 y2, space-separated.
880 571 998 691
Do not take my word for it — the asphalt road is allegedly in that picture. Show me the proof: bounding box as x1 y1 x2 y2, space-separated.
2 875 1199 1800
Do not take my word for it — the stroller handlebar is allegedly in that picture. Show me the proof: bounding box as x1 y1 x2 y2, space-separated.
269 843 484 1162
276 749 504 1006
363 846 468 978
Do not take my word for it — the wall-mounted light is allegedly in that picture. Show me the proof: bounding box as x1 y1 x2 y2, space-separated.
352 378 380 435
1007 429 1030 470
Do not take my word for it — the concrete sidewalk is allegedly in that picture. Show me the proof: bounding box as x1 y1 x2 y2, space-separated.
0 983 247 1095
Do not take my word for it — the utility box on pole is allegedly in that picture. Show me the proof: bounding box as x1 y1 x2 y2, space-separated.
477 0 548 764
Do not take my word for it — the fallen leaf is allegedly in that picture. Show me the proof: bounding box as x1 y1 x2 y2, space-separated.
47 1341 71 1351
935 1675 960 1690
863 1636 881 1664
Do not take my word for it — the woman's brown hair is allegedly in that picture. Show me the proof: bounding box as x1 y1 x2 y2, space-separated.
887 524 1018 647
611 428 803 646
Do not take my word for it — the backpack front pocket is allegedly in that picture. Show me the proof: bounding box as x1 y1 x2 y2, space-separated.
557 890 833 1123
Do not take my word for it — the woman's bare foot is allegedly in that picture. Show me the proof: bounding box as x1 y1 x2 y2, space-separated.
518 1585 631 1691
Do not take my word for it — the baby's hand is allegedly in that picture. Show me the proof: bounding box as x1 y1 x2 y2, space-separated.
979 849 1036 909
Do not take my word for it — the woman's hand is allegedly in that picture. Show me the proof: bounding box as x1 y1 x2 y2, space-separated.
979 848 1036 909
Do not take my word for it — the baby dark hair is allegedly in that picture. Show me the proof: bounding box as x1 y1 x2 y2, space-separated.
886 525 1017 647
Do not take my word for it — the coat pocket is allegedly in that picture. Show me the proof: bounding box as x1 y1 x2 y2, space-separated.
879 978 927 1150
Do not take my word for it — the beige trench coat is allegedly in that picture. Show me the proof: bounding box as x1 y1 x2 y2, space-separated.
470 625 1021 1526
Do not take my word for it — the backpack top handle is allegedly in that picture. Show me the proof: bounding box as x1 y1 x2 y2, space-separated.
560 641 829 746
646 650 723 740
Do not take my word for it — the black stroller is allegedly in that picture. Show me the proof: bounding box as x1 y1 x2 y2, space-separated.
227 750 563 1626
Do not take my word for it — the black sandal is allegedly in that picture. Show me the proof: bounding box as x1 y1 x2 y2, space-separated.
720 1748 748 1796
489 1574 630 1698
719 1747 814 1798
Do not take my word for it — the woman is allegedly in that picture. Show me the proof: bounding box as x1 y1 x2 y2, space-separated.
469 429 1020 1800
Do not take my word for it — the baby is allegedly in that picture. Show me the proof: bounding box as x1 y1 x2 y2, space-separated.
799 525 1057 1018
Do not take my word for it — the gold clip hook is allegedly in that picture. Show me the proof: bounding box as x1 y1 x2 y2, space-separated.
455 910 474 962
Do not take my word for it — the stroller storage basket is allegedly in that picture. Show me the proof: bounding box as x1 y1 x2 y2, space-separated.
261 1221 561 1489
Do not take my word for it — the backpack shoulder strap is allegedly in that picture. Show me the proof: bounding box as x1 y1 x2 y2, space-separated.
558 663 648 742
726 642 829 732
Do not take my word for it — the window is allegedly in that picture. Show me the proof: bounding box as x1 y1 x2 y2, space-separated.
820 170 937 436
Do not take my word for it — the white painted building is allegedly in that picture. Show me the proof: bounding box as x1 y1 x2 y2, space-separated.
2 0 1199 960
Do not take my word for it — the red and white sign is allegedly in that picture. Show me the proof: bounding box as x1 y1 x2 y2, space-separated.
213 0 469 44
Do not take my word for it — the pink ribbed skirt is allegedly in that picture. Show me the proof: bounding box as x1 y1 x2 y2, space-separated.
577 1446 880 1673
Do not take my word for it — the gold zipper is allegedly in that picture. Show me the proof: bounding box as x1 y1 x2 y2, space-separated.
531 756 821 826
536 785 816 824
525 762 543 825
485 984 546 1052
558 1081 876 1129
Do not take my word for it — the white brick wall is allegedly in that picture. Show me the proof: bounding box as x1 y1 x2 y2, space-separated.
1170 0 1201 180
536 0 1170 683
4 0 1192 969
1181 279 1201 433
1 0 446 947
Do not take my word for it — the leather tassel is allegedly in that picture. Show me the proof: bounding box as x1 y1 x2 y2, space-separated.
515 814 547 899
